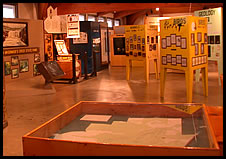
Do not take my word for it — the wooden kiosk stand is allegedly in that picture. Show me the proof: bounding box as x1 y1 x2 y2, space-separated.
125 25 159 82
54 40 81 84
160 16 208 103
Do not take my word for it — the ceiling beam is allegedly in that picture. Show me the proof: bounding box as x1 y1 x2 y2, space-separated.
50 3 223 15
114 10 143 19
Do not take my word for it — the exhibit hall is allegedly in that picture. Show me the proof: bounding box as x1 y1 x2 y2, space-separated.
3 3 223 156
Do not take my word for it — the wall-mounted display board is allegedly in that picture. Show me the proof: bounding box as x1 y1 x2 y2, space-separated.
67 14 80 38
194 7 223 86
160 16 208 103
125 24 159 82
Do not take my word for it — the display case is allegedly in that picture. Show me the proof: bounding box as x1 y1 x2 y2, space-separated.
23 101 220 156
125 24 159 82
160 16 208 102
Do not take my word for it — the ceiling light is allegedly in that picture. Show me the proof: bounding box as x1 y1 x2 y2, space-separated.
156 8 159 11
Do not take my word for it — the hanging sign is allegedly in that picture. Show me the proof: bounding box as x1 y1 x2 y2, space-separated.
67 14 80 38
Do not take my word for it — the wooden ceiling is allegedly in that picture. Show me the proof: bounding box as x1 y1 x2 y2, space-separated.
38 3 223 21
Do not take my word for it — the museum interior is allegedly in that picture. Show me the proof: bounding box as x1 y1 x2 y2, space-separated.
3 3 223 156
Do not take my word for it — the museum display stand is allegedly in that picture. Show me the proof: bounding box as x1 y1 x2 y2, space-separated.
125 25 159 82
22 101 220 156
160 16 208 103
194 7 223 86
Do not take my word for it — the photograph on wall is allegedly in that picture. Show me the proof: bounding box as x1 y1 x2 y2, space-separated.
191 33 195 46
19 59 29 73
33 64 41 76
171 57 177 65
176 55 182 64
195 57 199 66
181 58 187 67
153 44 156 51
4 61 11 75
215 35 220 44
192 57 196 67
130 44 133 50
204 33 208 44
161 38 166 49
156 36 158 43
3 21 28 48
142 38 145 45
73 32 88 44
162 56 167 65
151 37 154 44
210 36 214 44
166 54 172 63
195 43 199 55
181 38 187 49
147 36 149 44
129 36 133 43
176 36 181 47
34 53 41 62
166 36 171 47
149 45 152 51
198 56 202 65
201 43 204 54
137 44 141 50
142 45 145 52
197 32 202 42
11 68 19 79
11 56 19 66
133 34 136 41
137 36 141 43
170 34 176 44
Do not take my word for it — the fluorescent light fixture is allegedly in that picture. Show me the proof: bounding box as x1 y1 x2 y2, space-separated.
156 8 159 11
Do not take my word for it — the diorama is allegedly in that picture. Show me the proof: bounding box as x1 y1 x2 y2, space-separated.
23 101 220 156
160 16 208 103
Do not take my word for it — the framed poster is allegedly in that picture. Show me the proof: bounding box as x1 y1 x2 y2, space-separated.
170 34 176 44
149 45 152 51
4 61 11 75
176 55 182 64
137 36 141 43
181 58 187 67
176 36 181 47
201 43 204 54
215 35 220 44
181 38 187 49
161 38 166 49
19 59 29 73
147 36 149 44
133 34 136 41
67 14 80 38
142 38 145 45
3 21 28 48
11 68 19 79
11 56 19 66
171 57 177 66
195 43 199 55
33 64 41 76
142 45 145 52
153 44 156 51
191 33 195 46
192 57 196 67
204 33 208 44
166 54 172 63
34 53 41 62
151 37 154 44
137 44 141 50
162 56 167 65
197 32 202 42
210 36 214 44
166 36 171 47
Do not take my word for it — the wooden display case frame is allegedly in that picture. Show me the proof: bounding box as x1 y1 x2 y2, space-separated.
22 101 220 156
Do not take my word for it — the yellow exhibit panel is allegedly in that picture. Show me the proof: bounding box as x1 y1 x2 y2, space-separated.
160 16 208 103
125 24 159 82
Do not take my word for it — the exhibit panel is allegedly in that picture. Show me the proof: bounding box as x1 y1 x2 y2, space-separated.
22 101 220 156
3 18 44 82
160 16 208 103
194 7 223 85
